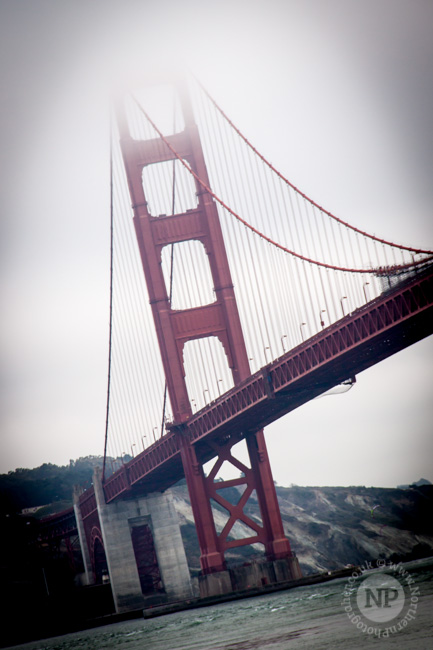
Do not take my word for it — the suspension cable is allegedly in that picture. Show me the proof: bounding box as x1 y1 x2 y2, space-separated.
130 94 433 275
194 76 433 257
160 97 177 437
102 114 115 482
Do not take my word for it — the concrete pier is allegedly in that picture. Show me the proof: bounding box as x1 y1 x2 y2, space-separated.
73 486 94 586
198 556 302 598
92 468 192 613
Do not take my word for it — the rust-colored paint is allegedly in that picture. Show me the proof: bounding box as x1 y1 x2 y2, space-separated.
115 78 294 572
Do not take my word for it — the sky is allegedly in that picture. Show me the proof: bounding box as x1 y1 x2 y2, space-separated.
1 0 432 488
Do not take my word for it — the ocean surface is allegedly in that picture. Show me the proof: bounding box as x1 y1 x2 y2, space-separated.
7 558 433 650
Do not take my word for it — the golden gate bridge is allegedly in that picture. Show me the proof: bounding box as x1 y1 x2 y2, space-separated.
40 74 433 609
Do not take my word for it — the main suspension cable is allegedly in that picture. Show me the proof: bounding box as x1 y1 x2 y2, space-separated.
130 94 433 275
194 75 433 257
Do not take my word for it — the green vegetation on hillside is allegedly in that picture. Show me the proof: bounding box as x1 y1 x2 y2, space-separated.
0 456 104 515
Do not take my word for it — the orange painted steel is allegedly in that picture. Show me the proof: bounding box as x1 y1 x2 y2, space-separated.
101 266 432 503
114 79 294 573
40 268 433 548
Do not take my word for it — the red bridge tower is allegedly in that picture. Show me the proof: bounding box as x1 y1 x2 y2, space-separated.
116 77 301 586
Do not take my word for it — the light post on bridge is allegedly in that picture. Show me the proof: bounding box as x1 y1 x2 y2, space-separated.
217 379 223 395
264 346 272 363
340 296 347 316
203 388 210 405
131 444 136 458
319 309 326 329
300 322 307 341
363 282 370 303
281 335 288 353
141 435 147 450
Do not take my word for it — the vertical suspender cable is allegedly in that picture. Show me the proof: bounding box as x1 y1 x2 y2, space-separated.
102 112 115 482
160 95 177 437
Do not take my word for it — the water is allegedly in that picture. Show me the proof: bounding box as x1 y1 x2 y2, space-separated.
7 558 433 650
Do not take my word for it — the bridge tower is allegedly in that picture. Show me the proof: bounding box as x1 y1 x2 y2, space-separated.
116 77 301 591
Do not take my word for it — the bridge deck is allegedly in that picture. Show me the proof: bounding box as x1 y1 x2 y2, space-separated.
102 266 432 502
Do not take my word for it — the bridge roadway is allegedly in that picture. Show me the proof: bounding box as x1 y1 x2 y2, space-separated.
39 264 433 539
102 264 433 502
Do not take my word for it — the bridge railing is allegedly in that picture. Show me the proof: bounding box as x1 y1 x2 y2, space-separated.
100 265 433 503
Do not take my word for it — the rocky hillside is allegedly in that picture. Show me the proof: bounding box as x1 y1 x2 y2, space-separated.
2 461 432 578
171 481 433 576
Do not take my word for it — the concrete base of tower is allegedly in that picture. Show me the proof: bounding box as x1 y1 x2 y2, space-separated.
198 555 302 598
92 468 193 613
198 570 233 598
285 555 303 581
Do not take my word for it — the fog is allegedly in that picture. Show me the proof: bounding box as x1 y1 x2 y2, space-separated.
1 0 432 487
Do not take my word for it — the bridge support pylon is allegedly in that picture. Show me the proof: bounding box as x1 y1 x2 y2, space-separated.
92 468 192 613
178 427 302 597
116 76 301 596
73 486 94 586
246 429 294 561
